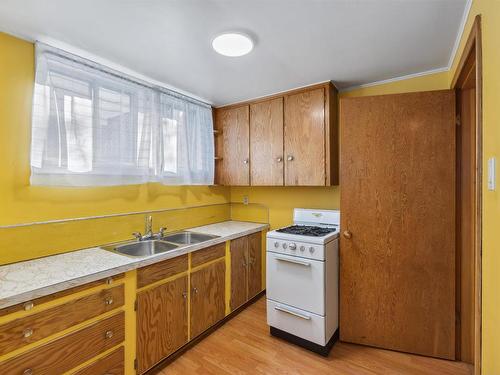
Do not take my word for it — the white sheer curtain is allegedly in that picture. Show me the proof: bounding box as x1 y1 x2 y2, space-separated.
30 43 214 186
158 93 214 184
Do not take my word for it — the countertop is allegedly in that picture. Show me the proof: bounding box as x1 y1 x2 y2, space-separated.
0 220 268 309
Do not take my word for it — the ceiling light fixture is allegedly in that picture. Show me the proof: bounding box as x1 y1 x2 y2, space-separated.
212 33 254 57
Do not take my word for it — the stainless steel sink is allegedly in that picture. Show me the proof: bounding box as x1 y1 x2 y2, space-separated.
161 231 219 245
102 240 179 257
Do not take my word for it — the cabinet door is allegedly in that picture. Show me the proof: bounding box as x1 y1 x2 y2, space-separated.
215 105 250 185
137 276 188 374
247 232 262 299
284 88 325 186
190 260 226 338
230 236 248 310
250 98 284 185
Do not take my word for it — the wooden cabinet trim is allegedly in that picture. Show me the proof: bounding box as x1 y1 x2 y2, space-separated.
137 255 188 289
191 243 226 268
0 312 125 375
0 274 124 318
0 284 124 355
72 346 124 375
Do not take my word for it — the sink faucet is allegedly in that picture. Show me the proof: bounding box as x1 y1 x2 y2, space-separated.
145 215 153 238
132 215 167 241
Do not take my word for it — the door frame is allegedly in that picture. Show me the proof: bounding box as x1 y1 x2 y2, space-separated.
451 15 482 375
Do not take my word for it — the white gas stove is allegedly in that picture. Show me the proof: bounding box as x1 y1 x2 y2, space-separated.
266 208 339 356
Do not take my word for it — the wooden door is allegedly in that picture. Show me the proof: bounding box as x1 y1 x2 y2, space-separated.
340 90 456 359
230 236 248 310
190 260 226 338
284 88 325 186
215 105 250 185
247 232 262 298
250 98 284 185
136 276 188 374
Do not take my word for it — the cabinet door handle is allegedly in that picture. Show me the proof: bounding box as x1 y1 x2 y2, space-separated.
192 287 198 294
182 291 187 299
23 369 33 375
23 328 34 338
287 155 294 161
274 306 311 320
23 302 34 311
343 230 352 239
276 157 283 163
275 256 311 267
243 158 249 164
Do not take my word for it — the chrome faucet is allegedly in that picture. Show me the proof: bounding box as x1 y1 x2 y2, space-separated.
132 215 167 241
145 215 153 238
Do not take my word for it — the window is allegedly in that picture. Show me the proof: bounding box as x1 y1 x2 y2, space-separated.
30 43 214 186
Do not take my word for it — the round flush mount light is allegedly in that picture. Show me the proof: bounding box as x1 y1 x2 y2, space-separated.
212 33 254 57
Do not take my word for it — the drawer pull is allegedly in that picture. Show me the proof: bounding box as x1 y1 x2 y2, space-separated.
105 330 114 339
23 301 34 311
275 256 311 267
105 296 114 305
106 277 113 285
23 328 34 338
23 369 33 375
274 306 311 320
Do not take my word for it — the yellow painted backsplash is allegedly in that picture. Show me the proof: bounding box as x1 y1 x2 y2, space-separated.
231 187 339 230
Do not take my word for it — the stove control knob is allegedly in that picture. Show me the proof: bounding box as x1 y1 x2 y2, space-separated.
274 241 279 248
309 247 315 254
282 243 288 249
300 245 305 252
289 243 297 251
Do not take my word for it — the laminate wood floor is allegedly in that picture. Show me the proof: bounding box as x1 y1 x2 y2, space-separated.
159 297 472 375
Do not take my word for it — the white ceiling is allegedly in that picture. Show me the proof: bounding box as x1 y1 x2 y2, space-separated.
0 0 468 106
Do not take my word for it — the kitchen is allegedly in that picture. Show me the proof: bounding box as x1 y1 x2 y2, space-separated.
0 1 498 374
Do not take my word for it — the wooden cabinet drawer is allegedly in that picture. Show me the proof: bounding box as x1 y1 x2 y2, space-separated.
191 243 225 268
137 255 188 288
0 274 124 317
0 312 125 375
0 284 124 355
72 346 124 375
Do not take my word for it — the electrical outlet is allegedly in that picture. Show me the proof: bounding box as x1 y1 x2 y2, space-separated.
243 195 249 205
488 157 496 191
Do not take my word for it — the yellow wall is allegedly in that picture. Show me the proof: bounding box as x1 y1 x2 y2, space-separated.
341 70 449 98
448 2 500 373
0 32 230 264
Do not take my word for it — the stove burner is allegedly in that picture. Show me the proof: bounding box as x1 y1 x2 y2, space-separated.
276 225 336 237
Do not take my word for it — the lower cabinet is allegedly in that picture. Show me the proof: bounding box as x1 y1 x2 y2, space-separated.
231 232 262 310
190 260 226 338
136 275 188 374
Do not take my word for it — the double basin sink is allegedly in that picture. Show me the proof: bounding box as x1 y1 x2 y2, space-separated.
101 231 219 257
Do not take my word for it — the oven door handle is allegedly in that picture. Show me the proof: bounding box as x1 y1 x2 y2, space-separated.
274 305 311 320
275 256 311 267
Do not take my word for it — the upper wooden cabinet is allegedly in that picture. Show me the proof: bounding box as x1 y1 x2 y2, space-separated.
214 82 338 186
285 88 325 185
250 98 284 185
215 105 250 185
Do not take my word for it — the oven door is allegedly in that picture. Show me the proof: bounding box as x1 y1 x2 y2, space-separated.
266 251 325 315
